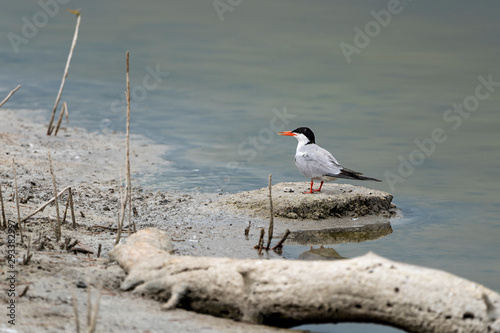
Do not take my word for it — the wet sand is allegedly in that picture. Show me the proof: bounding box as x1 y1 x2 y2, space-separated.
0 109 394 332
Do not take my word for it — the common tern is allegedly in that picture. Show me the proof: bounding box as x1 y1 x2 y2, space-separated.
278 127 381 194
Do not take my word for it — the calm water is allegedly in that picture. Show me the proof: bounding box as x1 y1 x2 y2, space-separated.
2 1 499 332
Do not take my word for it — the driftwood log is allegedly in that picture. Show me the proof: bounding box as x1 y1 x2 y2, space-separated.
109 228 500 333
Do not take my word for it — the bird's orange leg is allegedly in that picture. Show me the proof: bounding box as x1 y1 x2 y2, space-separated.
304 180 324 194
303 180 315 194
313 181 324 192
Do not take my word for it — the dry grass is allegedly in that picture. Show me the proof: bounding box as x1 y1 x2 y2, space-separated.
116 50 134 245
0 84 21 109
47 10 81 135
266 174 274 250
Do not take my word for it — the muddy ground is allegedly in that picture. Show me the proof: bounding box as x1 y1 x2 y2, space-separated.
0 109 395 332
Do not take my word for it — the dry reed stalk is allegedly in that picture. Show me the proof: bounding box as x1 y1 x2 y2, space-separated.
87 287 102 333
128 194 133 234
116 51 133 244
86 283 91 327
62 190 70 223
22 236 33 265
47 215 53 233
12 158 23 242
21 236 33 266
0 84 21 109
244 220 251 238
21 185 71 222
115 168 124 244
69 187 76 228
257 228 265 255
48 151 61 241
0 184 6 228
54 102 67 136
266 174 274 251
115 176 124 244
84 285 102 333
47 10 81 135
19 286 29 297
271 229 290 251
125 51 134 234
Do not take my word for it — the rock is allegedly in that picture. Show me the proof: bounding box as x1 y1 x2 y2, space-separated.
76 281 87 288
110 228 174 273
219 182 396 219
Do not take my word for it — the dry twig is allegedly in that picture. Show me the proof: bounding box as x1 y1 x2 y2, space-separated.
125 51 134 234
48 151 61 241
22 236 33 265
116 50 133 244
86 283 92 327
54 102 67 136
62 237 94 255
73 247 94 255
0 84 21 109
69 187 77 228
271 229 290 252
266 174 274 251
244 220 251 239
64 237 79 251
87 285 102 333
63 190 70 223
19 285 29 297
36 236 50 251
47 10 81 135
12 158 23 242
0 184 6 228
116 168 125 245
257 228 265 255
21 185 71 222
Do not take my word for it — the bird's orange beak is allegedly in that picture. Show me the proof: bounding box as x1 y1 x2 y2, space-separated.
278 131 296 136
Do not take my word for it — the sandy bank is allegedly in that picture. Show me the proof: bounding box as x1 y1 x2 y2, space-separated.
0 109 395 332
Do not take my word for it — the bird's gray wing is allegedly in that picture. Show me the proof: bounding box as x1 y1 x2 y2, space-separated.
296 144 381 182
295 145 343 178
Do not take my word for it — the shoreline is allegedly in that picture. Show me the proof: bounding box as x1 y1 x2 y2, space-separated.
0 108 394 332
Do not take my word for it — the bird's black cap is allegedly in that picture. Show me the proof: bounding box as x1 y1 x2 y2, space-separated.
292 127 315 144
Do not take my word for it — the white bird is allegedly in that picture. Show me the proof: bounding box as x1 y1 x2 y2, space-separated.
278 127 381 194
